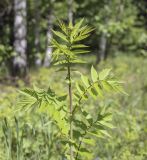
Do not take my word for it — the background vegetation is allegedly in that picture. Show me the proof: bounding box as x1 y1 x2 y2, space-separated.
0 0 147 159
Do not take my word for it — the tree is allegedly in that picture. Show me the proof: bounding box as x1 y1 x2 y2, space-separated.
75 0 138 63
13 0 27 77
43 0 54 67
67 0 73 23
34 0 41 67
134 0 147 27
16 20 125 160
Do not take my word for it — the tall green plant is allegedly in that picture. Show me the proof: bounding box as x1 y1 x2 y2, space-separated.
15 19 126 160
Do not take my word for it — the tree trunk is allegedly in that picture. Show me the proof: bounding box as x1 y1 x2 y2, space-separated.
96 32 107 63
13 0 27 77
43 1 54 67
34 0 41 67
67 0 73 23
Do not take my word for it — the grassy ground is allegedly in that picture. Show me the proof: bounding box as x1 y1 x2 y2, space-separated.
0 54 147 159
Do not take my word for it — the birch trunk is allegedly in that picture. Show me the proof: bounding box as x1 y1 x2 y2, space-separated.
67 0 73 23
34 0 41 67
99 32 107 61
43 1 54 67
13 0 27 77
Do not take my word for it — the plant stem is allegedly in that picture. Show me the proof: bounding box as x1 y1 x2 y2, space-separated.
67 65 73 160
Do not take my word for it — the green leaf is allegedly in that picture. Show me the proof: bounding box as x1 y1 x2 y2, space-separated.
99 130 111 138
80 26 94 35
76 83 85 94
72 18 84 37
16 88 39 112
87 131 103 138
52 30 68 42
73 130 82 139
73 34 90 42
18 88 37 98
98 121 114 129
99 68 111 80
75 117 88 129
72 44 88 49
83 138 95 146
114 85 128 95
101 113 113 121
94 84 103 98
81 75 90 88
77 148 93 159
51 39 73 56
57 19 68 35
90 87 98 98
68 20 73 29
15 96 38 112
87 88 96 99
102 81 113 91
73 50 90 54
91 66 98 82
74 93 81 100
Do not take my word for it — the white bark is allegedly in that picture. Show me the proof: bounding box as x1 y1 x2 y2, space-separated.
99 32 107 61
67 0 73 23
13 0 27 76
34 0 41 67
43 1 54 67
